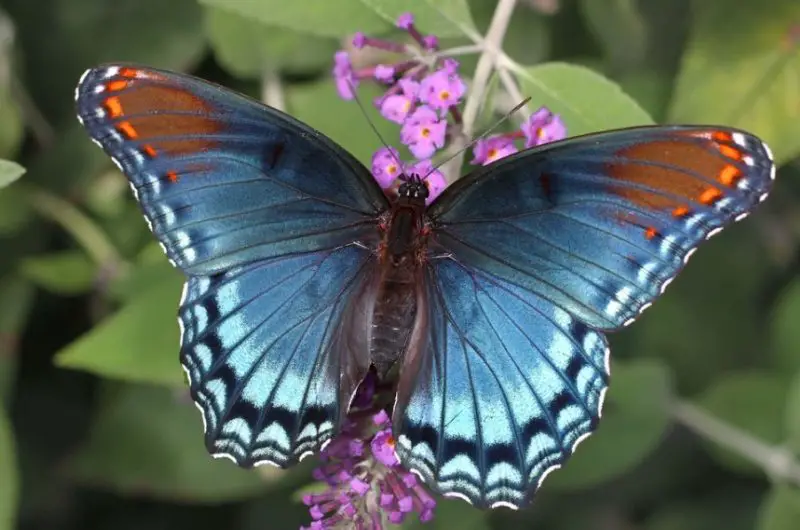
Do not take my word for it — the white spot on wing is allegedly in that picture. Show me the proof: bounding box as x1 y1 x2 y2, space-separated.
103 66 120 79
731 132 746 146
443 491 474 505
536 463 561 489
489 501 519 510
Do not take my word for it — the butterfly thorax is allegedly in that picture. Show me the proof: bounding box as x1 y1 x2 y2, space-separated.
370 176 429 378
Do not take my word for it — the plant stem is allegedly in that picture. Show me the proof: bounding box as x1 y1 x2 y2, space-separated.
672 399 800 483
442 0 518 182
262 68 285 111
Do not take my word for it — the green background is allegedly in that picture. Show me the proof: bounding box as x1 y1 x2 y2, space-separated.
1 0 800 529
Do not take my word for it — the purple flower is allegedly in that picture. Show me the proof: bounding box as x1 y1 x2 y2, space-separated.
419 68 467 113
302 409 436 529
521 107 567 148
374 65 395 83
396 12 414 29
422 35 439 51
471 136 519 165
404 160 447 204
400 106 446 159
333 51 357 100
352 32 367 49
378 78 419 124
371 147 403 188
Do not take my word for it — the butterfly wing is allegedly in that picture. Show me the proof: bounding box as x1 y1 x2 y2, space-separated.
394 257 608 508
179 246 376 466
426 126 774 330
394 126 774 507
75 65 386 466
75 65 388 275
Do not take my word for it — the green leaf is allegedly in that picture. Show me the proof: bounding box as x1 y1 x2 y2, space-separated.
55 266 185 387
287 79 400 165
0 276 34 401
204 7 339 78
579 0 647 72
0 185 32 236
669 0 800 165
756 486 800 530
20 250 96 295
67 383 274 501
401 498 488 530
618 69 673 122
0 407 17 530
696 371 790 475
6 0 204 122
547 359 672 490
198 0 388 37
359 0 476 38
784 370 800 452
770 279 800 372
0 160 24 189
514 62 654 137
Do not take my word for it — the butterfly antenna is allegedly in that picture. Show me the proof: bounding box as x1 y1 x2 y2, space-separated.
427 96 531 179
346 79 406 177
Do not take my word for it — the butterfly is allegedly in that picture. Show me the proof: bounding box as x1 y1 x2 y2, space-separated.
75 64 775 509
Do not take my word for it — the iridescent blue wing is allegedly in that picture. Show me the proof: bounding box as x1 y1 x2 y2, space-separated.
75 65 386 466
179 246 376 466
394 126 774 507
394 257 609 508
75 64 387 275
426 126 774 330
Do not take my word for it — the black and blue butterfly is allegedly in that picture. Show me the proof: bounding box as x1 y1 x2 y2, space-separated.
75 65 774 509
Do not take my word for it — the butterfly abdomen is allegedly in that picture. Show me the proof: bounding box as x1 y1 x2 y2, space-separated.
371 197 427 378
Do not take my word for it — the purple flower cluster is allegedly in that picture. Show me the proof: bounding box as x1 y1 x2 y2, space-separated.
332 12 567 203
302 401 435 529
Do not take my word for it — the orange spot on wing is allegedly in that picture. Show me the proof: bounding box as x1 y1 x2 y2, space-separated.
117 121 138 139
718 144 742 160
104 96 123 118
700 187 722 205
142 144 157 158
645 227 658 240
167 171 179 183
712 131 732 143
672 206 690 218
120 67 141 79
106 80 128 92
719 164 741 186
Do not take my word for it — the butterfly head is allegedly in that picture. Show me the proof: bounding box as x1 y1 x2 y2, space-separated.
397 173 429 206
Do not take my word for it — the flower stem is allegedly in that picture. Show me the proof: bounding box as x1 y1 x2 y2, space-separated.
671 398 800 483
461 0 518 139
441 0 518 182
261 68 285 111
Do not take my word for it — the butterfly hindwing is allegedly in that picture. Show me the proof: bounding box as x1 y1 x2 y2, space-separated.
179 245 376 467
393 257 609 508
75 64 387 275
427 126 775 330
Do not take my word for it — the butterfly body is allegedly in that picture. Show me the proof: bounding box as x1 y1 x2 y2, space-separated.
75 64 775 510
371 179 429 377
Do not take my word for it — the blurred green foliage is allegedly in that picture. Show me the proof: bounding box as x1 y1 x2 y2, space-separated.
0 0 798 529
